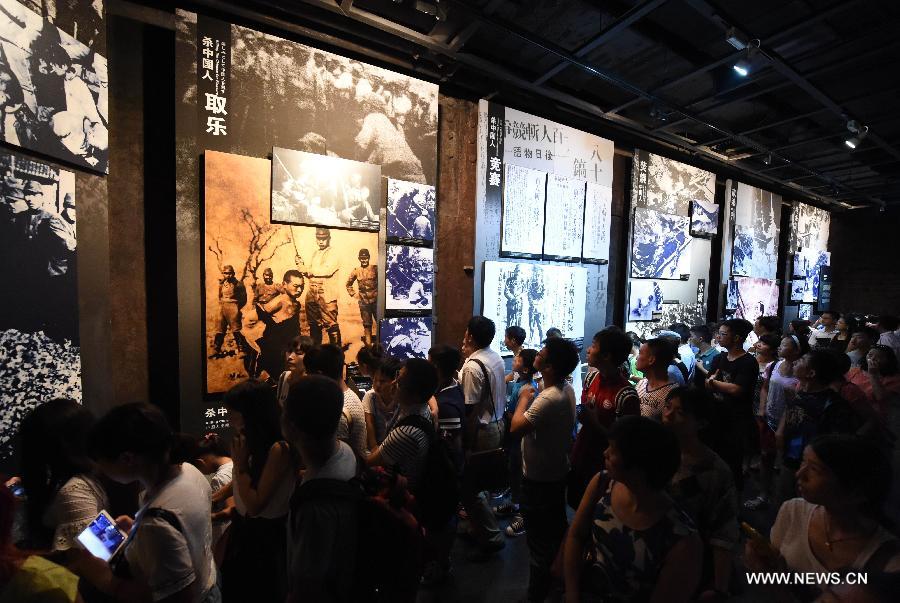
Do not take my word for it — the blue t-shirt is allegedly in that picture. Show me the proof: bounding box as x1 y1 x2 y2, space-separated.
507 378 537 415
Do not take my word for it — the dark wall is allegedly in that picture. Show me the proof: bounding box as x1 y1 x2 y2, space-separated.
829 205 900 316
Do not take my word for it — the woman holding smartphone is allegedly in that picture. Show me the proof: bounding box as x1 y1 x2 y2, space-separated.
68 402 219 602
220 380 296 602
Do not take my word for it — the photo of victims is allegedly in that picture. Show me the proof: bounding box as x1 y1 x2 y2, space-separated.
689 198 718 237
730 183 781 280
630 207 692 280
385 244 433 312
482 261 586 356
625 302 705 341
205 150 379 394
793 249 830 302
271 147 381 231
0 0 108 172
386 178 435 245
726 277 779 322
379 317 432 360
0 149 80 463
628 279 663 321
225 22 438 184
789 201 830 254
640 152 716 217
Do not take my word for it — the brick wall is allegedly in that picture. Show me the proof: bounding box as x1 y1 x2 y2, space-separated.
829 205 900 316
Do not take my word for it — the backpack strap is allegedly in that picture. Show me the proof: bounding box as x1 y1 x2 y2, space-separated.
396 413 436 438
467 358 496 421
674 361 689 384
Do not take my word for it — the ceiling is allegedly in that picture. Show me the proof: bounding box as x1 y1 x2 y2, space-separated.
185 0 900 209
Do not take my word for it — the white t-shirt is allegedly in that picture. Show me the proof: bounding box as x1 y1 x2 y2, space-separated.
362 390 396 445
47 474 108 551
808 327 838 349
126 464 217 602
772 498 900 573
460 347 506 423
878 330 900 361
209 461 233 546
301 441 357 484
338 388 369 458
522 383 576 482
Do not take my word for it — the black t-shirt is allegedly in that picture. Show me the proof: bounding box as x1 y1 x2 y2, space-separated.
710 352 759 417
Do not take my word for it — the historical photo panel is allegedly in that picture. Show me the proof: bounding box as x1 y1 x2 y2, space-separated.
482 261 586 356
690 198 718 237
628 280 664 321
379 316 432 360
387 178 435 245
271 147 381 231
793 249 830 302
582 181 611 263
542 173 585 261
0 150 79 462
726 277 779 322
501 162 546 257
206 150 379 395
634 151 716 217
0 0 108 172
790 202 830 254
385 244 433 312
731 183 781 280
630 206 692 280
626 302 705 341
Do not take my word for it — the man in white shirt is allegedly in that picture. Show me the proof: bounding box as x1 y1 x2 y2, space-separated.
510 337 579 602
808 310 840 350
876 315 900 360
458 316 506 558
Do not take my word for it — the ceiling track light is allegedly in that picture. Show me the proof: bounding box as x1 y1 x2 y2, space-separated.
732 40 760 78
763 152 773 165
844 120 869 149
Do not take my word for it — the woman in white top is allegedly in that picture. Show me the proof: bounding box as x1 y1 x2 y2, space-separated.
69 403 219 602
746 434 900 601
364 357 401 451
221 380 296 602
17 399 108 551
276 336 314 407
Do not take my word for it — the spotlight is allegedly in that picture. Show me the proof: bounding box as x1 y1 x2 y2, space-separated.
729 34 760 78
844 120 868 149
733 60 750 77
763 153 773 165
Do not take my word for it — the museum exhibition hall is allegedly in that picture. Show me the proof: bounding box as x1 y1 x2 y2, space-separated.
1 1 900 602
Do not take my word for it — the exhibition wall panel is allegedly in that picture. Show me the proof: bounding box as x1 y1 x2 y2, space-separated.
474 100 615 358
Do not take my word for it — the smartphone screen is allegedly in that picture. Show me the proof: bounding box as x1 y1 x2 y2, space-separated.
77 512 127 561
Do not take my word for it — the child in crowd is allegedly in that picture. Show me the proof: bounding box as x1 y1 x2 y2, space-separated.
504 325 526 383
192 434 235 561
496 348 538 536
364 357 402 451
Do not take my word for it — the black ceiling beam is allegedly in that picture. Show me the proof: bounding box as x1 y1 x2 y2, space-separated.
656 41 894 133
446 0 503 51
532 0 670 85
684 0 900 165
608 0 862 116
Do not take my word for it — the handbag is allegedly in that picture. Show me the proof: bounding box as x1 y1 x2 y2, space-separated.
462 358 508 493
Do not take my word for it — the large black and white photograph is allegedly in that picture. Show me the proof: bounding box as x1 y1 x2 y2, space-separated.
482 260 586 356
726 277 779 322
633 151 716 217
542 173 585 260
385 244 433 312
379 317 432 360
501 162 546 257
387 178 434 245
730 182 781 280
625 302 705 341
206 151 380 395
799 303 812 321
0 0 107 172
690 198 718 238
582 181 611 262
225 21 438 184
271 147 381 231
789 202 830 254
630 206 692 279
628 280 664 321
0 149 80 462
793 249 830 302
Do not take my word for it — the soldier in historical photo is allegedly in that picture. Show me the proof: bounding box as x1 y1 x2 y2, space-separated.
528 270 546 345
301 227 343 347
210 264 250 361
504 265 524 330
346 248 377 346
253 267 281 305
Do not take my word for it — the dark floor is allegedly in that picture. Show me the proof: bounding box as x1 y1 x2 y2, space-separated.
418 470 780 602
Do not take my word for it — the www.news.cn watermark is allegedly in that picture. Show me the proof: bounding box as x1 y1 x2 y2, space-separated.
746 572 869 586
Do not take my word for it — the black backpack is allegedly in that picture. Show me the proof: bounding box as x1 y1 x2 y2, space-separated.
395 413 460 529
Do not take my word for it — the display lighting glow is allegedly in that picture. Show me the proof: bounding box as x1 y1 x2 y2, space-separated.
844 120 868 149
733 60 750 77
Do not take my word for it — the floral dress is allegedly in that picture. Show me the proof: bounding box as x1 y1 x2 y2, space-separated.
580 477 696 602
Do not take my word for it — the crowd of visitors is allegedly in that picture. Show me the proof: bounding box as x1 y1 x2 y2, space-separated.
3 311 900 602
